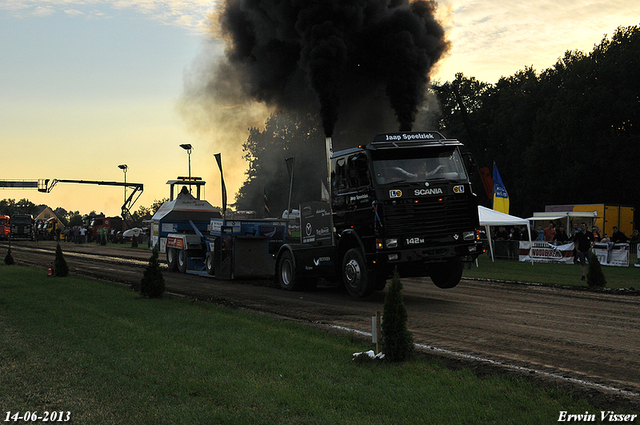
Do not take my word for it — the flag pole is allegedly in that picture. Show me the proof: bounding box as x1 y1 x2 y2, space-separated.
492 161 496 210
214 153 227 223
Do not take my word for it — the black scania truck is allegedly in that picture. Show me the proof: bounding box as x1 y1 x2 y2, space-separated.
275 131 481 298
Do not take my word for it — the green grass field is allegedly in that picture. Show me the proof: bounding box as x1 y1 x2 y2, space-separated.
0 264 613 424
463 253 639 290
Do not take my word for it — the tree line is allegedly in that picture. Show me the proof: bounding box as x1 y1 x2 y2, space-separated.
432 24 640 220
0 198 167 228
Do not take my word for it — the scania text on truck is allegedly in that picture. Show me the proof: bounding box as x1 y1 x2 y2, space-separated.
275 131 482 297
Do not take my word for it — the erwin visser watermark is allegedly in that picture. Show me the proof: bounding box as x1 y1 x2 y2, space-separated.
558 411 637 422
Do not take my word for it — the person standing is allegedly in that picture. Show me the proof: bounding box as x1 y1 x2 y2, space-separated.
553 226 569 244
543 222 556 242
572 222 595 281
592 226 602 243
508 227 521 259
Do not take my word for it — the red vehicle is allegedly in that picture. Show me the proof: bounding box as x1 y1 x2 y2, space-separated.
0 215 9 240
89 215 124 242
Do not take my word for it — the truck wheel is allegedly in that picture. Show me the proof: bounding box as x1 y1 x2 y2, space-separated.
166 248 178 272
430 257 463 289
342 248 374 298
205 253 215 276
177 249 188 273
277 250 301 291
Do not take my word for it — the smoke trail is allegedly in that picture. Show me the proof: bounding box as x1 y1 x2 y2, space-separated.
214 0 449 136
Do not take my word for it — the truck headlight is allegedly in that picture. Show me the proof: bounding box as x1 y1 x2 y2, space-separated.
385 238 398 248
463 231 475 241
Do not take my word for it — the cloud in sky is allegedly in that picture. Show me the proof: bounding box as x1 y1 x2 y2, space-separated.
435 0 640 82
2 0 215 32
4 0 636 81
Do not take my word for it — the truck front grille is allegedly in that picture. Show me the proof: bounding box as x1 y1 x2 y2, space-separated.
381 196 476 239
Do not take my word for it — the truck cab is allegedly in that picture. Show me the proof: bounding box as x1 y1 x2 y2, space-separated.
276 131 481 298
331 132 480 293
10 214 35 241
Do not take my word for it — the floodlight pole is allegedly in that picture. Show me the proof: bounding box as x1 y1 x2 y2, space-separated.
180 144 193 193
118 164 128 204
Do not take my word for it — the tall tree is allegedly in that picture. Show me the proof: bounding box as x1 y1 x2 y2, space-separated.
235 112 326 215
433 24 640 222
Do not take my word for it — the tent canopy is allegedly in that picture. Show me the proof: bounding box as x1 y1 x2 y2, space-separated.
477 206 532 262
478 206 529 226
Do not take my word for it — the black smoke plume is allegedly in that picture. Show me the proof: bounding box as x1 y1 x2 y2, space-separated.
215 0 449 137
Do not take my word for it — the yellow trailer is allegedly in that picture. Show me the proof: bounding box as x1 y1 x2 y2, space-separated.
545 204 635 237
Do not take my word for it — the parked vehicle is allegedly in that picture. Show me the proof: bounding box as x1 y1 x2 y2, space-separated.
10 214 35 241
0 215 9 240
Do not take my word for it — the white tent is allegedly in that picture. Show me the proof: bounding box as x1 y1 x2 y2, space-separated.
478 206 532 262
526 211 598 233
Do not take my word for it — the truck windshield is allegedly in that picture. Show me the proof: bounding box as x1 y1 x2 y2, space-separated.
371 147 467 184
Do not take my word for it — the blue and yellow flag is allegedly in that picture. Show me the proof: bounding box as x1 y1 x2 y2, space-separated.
492 162 509 214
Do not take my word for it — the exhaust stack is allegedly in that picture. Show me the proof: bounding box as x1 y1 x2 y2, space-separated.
325 136 333 197
325 136 335 246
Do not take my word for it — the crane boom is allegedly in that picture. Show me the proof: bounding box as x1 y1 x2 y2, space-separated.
0 178 143 227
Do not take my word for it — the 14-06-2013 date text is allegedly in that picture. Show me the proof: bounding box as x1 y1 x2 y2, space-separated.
4 412 71 422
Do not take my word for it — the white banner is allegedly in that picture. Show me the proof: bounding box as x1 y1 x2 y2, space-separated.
519 241 631 266
593 243 630 267
519 241 575 264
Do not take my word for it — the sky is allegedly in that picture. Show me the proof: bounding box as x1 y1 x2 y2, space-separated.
1 0 639 217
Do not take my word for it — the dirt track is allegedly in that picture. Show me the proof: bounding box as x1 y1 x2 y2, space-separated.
3 240 640 408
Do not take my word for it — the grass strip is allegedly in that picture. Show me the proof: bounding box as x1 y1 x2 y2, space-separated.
463 254 639 290
1 265 600 424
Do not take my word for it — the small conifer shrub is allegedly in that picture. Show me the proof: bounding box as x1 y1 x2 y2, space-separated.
4 246 15 265
54 243 69 277
381 269 414 362
586 254 607 288
140 248 164 298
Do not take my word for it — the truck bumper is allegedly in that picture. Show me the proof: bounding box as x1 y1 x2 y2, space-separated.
375 241 481 264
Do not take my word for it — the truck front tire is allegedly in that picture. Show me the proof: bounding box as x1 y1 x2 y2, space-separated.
430 257 463 289
342 248 374 298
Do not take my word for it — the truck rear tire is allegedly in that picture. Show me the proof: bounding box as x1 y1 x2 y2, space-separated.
177 249 188 273
342 248 374 298
166 248 178 272
277 250 301 291
205 253 215 276
430 257 463 289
